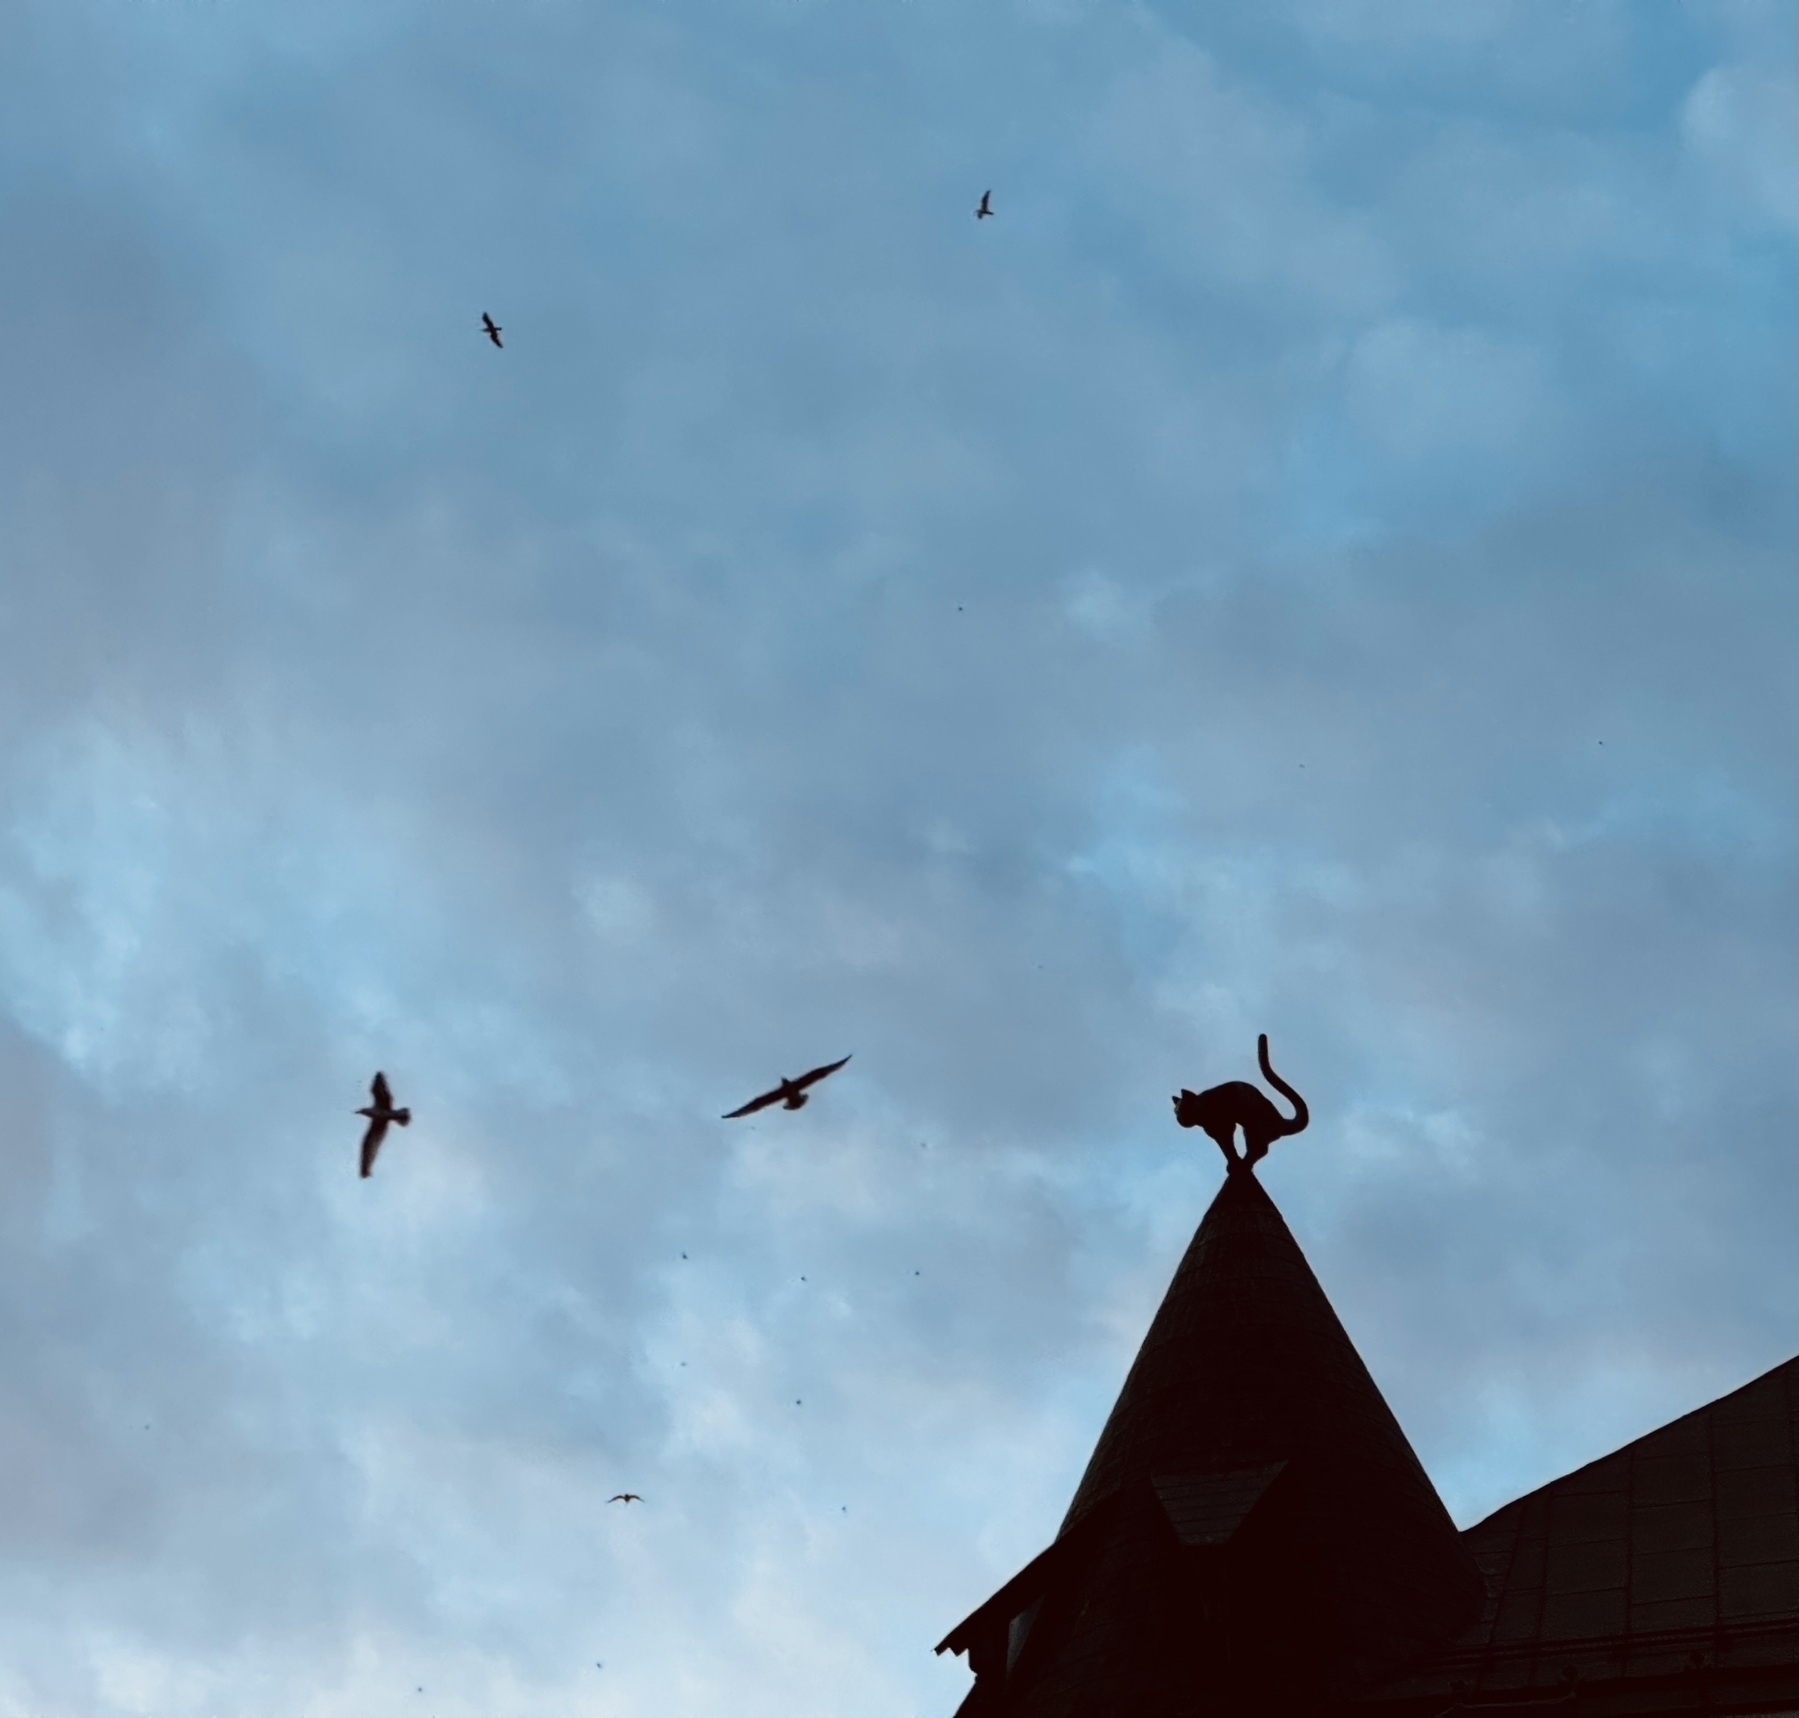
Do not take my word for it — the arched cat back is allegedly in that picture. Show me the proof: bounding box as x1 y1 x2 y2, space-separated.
1172 1033 1308 1171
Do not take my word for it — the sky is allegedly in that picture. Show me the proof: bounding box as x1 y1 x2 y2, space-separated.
0 0 1793 1713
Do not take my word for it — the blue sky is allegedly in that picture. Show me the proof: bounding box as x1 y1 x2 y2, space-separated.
0 2 1793 1714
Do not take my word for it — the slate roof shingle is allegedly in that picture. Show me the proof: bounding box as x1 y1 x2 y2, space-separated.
1349 1357 1799 1717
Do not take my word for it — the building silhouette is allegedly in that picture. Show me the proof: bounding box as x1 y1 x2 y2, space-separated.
937 1166 1798 1717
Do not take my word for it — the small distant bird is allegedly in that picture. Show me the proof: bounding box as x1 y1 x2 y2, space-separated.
608 1493 643 1505
975 190 994 220
722 1055 851 1119
480 312 503 348
357 1071 411 1178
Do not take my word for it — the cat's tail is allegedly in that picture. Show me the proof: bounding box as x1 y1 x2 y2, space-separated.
1257 1034 1309 1137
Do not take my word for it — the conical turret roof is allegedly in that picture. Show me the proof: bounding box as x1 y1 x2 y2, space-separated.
939 1166 1485 1717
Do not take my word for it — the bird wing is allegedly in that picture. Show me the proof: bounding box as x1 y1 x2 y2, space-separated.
360 1116 389 1177
722 1085 783 1119
793 1054 851 1091
482 313 497 330
371 1070 392 1107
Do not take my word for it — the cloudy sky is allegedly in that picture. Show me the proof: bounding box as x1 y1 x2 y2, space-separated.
0 0 1792 1713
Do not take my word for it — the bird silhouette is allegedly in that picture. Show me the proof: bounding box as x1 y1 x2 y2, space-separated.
975 190 994 220
722 1055 851 1118
480 312 503 348
608 1493 643 1505
357 1072 411 1178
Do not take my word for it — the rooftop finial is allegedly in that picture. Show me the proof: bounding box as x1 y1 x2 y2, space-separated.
1171 1032 1308 1173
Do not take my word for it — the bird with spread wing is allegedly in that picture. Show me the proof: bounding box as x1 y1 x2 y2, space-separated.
356 1071 412 1178
480 312 503 348
975 190 994 219
608 1493 643 1505
722 1055 851 1119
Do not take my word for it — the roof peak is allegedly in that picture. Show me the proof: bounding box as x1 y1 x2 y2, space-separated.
942 1167 1486 1715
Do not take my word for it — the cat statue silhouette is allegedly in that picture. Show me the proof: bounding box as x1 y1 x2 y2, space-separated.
1173 1034 1308 1172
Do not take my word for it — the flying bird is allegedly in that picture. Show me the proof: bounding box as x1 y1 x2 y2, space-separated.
480 312 503 348
357 1071 412 1178
608 1493 643 1505
722 1055 851 1119
975 190 994 220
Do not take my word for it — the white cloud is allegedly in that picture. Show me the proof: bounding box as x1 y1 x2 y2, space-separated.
1682 58 1799 231
1345 319 1553 458
0 2 1788 1714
